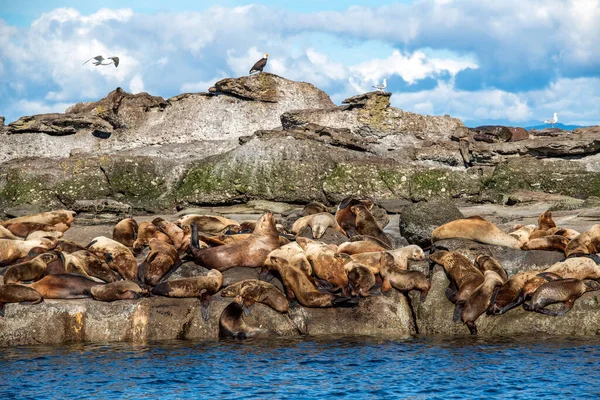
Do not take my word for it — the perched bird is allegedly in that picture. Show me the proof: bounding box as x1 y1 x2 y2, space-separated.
83 55 120 68
373 78 387 92
544 112 558 128
249 53 269 74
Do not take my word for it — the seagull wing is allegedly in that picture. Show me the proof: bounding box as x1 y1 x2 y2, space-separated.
111 57 120 67
83 55 104 66
249 58 267 74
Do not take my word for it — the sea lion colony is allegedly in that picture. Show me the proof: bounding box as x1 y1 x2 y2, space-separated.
0 204 598 337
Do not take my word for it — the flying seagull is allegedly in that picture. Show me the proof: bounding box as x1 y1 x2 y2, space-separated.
82 55 120 68
373 78 387 92
249 53 269 74
544 112 558 128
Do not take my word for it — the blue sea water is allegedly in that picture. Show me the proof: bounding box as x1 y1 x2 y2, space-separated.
1 335 599 399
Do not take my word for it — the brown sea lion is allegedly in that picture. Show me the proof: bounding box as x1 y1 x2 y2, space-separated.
190 213 280 272
474 255 508 283
151 270 223 320
344 261 376 297
3 253 57 284
2 222 67 238
335 197 374 238
387 245 426 270
508 224 536 246
221 279 289 313
263 242 307 271
201 233 288 247
219 301 272 339
431 218 522 249
524 279 600 316
63 250 121 282
461 270 505 334
545 257 600 280
379 262 430 301
521 272 563 301
91 281 147 302
55 239 86 253
86 236 138 281
547 227 580 240
139 238 181 286
292 212 346 239
487 270 543 315
296 237 350 294
350 235 392 249
132 222 173 254
29 274 99 299
269 256 358 308
25 230 64 240
350 251 396 275
303 202 329 216
429 250 484 321
176 214 240 234
338 240 388 255
0 284 42 311
152 217 188 252
564 224 600 257
1 210 75 233
0 238 56 267
522 235 570 252
351 204 392 248
0 226 19 240
112 218 138 248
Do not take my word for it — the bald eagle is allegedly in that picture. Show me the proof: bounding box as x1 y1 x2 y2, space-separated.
249 53 269 74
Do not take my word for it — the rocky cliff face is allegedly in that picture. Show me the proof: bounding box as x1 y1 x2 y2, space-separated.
1 73 600 213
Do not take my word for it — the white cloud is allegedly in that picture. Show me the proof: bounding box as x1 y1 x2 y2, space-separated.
13 100 73 117
129 74 145 94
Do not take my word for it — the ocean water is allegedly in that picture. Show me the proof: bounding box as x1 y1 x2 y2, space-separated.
1 335 599 399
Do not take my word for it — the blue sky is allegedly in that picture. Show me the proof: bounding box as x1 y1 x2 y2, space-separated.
1 0 599 127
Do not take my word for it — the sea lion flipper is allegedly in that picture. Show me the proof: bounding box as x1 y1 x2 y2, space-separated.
444 287 457 303
200 291 211 321
466 321 478 335
381 278 392 295
453 303 464 323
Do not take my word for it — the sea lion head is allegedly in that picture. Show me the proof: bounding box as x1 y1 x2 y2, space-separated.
254 212 276 235
408 245 425 261
39 253 59 264
584 280 600 292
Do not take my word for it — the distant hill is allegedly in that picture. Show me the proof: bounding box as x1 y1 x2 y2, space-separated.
524 122 587 131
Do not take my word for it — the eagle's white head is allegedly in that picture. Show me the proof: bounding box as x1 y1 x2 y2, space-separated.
264 53 269 58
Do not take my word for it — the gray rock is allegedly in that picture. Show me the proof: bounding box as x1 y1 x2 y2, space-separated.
398 199 464 247
8 113 113 137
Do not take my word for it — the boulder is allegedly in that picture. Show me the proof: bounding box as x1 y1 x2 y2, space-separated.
8 114 113 137
470 125 513 143
508 127 529 142
398 199 465 247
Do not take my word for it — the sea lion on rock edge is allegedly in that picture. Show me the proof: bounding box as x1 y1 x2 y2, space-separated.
292 213 346 239
190 213 280 272
219 301 273 339
3 253 57 284
487 270 543 315
87 236 138 281
344 261 376 297
139 238 181 286
524 279 600 316
0 284 42 312
431 217 522 249
474 255 508 283
296 237 350 295
521 272 563 301
351 204 392 248
221 279 289 313
335 197 374 238
461 270 504 334
564 224 600 258
176 215 240 234
91 281 147 302
387 245 426 270
112 218 138 248
380 262 430 301
428 250 484 321
29 274 99 299
522 235 570 252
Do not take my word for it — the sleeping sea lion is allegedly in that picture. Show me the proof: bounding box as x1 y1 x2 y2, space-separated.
508 224 536 246
296 237 350 294
335 197 373 238
302 202 329 216
0 210 75 232
86 236 138 281
112 218 138 248
344 261 376 297
91 281 147 302
338 240 388 255
0 226 19 240
0 284 43 312
29 274 99 299
487 270 543 315
564 224 600 258
132 222 173 254
176 214 240 234
292 212 346 239
152 217 188 252
522 235 570 252
63 250 121 282
0 238 56 267
524 279 600 316
431 218 522 249
387 245 426 270
221 279 288 313
3 253 57 284
139 238 181 286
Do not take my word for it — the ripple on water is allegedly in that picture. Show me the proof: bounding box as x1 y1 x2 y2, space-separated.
2 336 600 398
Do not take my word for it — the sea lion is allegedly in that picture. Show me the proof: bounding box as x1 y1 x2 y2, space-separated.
524 279 600 316
350 251 396 275
431 218 522 249
461 270 505 334
521 272 563 301
0 238 56 267
292 212 346 239
86 236 138 281
545 257 600 280
428 250 484 321
63 250 121 282
474 255 508 283
564 224 600 257
0 210 75 234
139 238 181 286
335 197 374 238
522 235 570 252
29 274 99 299
338 241 388 255
547 227 580 240
55 239 86 253
0 226 19 240
344 261 376 297
152 217 188 252
25 230 64 240
296 237 350 294
190 213 280 272
269 255 358 308
0 284 42 311
112 218 138 247
91 281 147 302
1 222 67 238
176 214 240 234
350 235 392 249
387 245 426 270
151 270 223 320
303 202 329 216
221 279 289 313
530 210 557 239
487 270 543 315
508 224 536 246
3 253 57 284
132 222 173 253
219 301 272 339
379 261 430 301
350 204 392 248
263 242 307 270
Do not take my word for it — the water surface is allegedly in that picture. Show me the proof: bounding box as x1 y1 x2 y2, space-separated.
1 335 599 399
